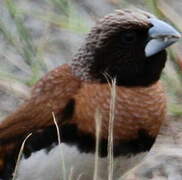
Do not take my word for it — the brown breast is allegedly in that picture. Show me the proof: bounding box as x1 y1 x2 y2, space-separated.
73 81 166 141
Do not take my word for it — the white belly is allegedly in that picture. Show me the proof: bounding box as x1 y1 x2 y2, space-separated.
17 144 146 180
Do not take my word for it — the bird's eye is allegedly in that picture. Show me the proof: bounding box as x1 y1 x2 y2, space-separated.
121 31 137 44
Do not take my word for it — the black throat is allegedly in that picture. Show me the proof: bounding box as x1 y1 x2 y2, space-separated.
90 50 167 87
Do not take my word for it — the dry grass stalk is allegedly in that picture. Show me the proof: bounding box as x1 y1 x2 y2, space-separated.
12 133 32 180
68 167 74 180
107 78 117 180
52 112 66 180
93 109 102 180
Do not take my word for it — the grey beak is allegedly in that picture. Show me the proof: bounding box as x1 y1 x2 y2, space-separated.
145 18 181 57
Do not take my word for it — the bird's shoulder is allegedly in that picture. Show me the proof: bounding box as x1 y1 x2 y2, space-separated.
31 64 81 98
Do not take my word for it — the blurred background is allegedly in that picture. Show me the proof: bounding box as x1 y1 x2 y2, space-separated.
0 0 182 179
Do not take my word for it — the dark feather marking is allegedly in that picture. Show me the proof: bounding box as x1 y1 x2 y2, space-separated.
23 128 58 158
61 98 75 121
0 144 21 180
22 124 155 158
60 124 155 157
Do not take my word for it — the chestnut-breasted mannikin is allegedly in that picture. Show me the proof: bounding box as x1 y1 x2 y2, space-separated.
0 9 181 180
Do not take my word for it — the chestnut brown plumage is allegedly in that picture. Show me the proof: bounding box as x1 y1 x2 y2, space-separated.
0 9 180 179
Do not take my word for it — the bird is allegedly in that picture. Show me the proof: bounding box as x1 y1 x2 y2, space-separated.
0 9 181 180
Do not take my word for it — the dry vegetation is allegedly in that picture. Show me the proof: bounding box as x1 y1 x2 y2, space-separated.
0 0 182 179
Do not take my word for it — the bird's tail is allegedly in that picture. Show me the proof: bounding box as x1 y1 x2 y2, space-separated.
0 104 33 180
0 141 21 180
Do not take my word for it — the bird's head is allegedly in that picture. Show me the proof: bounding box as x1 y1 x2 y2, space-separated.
72 9 181 86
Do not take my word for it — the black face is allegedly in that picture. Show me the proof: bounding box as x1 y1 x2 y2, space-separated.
90 28 167 87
